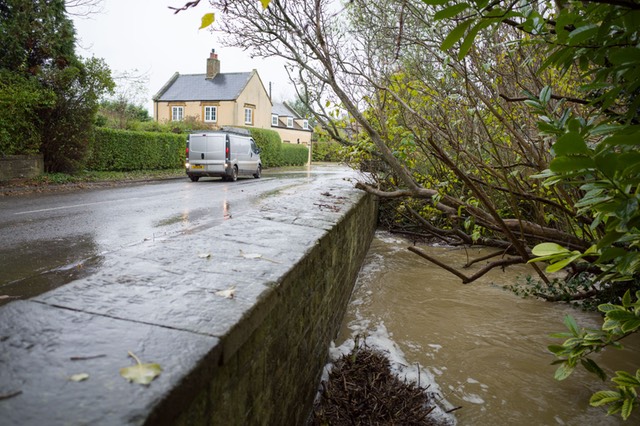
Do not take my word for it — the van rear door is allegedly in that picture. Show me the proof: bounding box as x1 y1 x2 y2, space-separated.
189 134 226 172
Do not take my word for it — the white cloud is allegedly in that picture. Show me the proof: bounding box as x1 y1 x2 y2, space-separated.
71 0 294 113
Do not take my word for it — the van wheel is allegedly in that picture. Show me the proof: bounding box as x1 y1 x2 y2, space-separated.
253 165 261 179
189 175 199 182
230 166 238 182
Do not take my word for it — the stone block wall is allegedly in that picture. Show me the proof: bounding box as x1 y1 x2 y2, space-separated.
170 191 378 425
0 154 44 181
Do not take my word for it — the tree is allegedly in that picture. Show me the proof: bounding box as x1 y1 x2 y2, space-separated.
422 0 640 418
0 0 113 171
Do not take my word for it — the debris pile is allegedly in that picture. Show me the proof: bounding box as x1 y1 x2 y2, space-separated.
311 345 452 425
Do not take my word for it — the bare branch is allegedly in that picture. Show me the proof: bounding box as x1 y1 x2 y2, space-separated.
408 246 526 284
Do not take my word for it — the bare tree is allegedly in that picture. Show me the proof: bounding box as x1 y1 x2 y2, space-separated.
65 0 104 17
206 0 601 290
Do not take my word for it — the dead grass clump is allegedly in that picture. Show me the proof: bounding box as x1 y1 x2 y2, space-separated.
311 345 451 425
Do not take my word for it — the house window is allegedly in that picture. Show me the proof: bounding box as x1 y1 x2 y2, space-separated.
172 106 184 121
271 114 279 126
204 106 217 122
287 117 293 128
303 120 309 130
244 108 253 125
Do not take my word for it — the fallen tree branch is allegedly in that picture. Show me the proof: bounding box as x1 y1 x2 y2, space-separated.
408 246 526 284
464 249 508 268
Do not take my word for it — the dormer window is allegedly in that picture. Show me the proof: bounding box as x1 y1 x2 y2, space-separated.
303 120 309 130
287 117 293 128
272 114 279 126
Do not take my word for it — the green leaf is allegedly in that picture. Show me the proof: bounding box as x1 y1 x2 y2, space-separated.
120 351 162 386
581 358 607 381
568 24 598 45
434 3 470 20
590 390 621 406
441 20 473 50
622 290 632 307
554 362 575 380
546 252 582 273
539 86 551 104
550 155 595 172
553 132 589 155
199 13 215 30
621 398 634 420
612 371 640 387
563 315 581 336
621 318 640 333
531 242 570 257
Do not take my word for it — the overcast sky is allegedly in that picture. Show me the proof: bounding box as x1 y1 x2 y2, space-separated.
71 0 294 113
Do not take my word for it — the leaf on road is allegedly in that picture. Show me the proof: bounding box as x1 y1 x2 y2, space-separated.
238 250 280 263
69 373 89 382
120 351 162 386
215 286 236 299
198 253 212 259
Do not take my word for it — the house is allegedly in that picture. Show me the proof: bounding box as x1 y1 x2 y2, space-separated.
153 49 312 146
271 102 312 146
152 50 272 129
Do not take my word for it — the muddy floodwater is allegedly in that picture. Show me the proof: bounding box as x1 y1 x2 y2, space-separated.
336 232 640 425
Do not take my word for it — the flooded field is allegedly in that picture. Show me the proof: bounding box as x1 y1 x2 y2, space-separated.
335 232 640 425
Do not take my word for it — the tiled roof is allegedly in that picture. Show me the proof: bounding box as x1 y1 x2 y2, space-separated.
154 72 253 101
272 102 300 118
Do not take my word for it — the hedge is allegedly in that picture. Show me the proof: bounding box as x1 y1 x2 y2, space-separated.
249 127 282 167
280 143 309 166
88 128 184 171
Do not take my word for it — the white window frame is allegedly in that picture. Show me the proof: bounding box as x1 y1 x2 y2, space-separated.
271 114 279 126
244 108 253 125
303 120 309 130
287 117 294 128
204 106 217 123
171 106 184 121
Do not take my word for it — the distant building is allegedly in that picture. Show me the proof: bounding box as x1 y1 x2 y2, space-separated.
153 49 312 146
271 102 312 146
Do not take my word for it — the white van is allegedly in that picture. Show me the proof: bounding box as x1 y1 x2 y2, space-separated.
185 129 262 182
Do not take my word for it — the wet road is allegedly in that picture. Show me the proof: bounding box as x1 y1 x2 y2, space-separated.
0 168 338 304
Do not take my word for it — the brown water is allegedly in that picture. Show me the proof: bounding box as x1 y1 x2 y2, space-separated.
336 232 640 426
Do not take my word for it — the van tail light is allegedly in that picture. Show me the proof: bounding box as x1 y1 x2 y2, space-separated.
186 147 189 156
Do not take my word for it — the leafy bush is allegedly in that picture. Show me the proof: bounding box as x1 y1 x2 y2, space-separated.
0 71 55 156
312 139 344 162
249 127 282 167
280 143 309 166
88 128 184 171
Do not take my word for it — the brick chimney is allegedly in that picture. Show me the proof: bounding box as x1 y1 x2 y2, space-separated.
206 49 220 79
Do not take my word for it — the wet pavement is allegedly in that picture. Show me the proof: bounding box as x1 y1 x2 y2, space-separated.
0 166 349 305
0 164 370 425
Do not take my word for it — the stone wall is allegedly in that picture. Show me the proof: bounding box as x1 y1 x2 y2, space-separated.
0 154 44 181
0 170 377 425
172 190 377 425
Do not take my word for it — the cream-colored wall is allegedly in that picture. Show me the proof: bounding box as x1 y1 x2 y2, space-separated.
274 127 312 146
235 72 271 129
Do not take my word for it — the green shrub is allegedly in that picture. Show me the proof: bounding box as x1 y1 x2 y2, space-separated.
249 127 282 167
312 140 344 162
88 128 184 171
0 71 55 156
280 143 309 166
